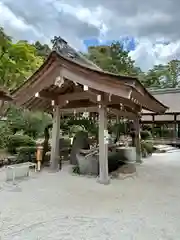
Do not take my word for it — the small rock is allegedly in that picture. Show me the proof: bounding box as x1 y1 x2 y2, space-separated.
118 163 136 174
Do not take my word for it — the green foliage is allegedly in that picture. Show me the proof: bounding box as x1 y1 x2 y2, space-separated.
33 41 51 58
141 141 154 157
6 134 36 154
17 146 37 154
72 165 80 174
16 146 37 163
61 116 98 138
6 105 52 138
110 121 129 142
23 111 52 138
84 40 180 89
161 128 171 138
141 130 152 140
85 42 138 76
0 27 44 90
0 122 12 148
143 60 180 89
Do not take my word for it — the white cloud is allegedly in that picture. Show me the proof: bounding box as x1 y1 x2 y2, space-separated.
130 39 180 71
0 2 48 42
0 0 180 71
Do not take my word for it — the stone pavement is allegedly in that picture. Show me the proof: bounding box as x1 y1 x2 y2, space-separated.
0 152 180 239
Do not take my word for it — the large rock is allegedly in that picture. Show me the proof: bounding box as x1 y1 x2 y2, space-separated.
76 150 129 176
70 131 90 165
116 147 136 163
72 133 135 175
76 150 99 175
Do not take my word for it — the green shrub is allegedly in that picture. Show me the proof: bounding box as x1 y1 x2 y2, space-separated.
141 130 152 140
6 134 36 153
141 141 154 157
160 128 171 138
72 165 80 174
0 124 12 149
16 146 37 163
17 146 36 154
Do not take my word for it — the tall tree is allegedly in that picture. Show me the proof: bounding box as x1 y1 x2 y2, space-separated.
0 27 11 60
143 65 165 89
85 42 138 76
33 41 51 58
0 28 44 90
163 60 180 88
144 60 180 89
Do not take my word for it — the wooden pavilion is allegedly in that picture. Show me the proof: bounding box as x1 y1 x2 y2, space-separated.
141 88 180 139
11 37 167 184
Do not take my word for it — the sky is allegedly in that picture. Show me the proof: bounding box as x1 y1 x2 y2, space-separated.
0 0 180 71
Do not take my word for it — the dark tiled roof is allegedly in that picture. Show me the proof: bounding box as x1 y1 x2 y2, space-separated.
52 36 102 71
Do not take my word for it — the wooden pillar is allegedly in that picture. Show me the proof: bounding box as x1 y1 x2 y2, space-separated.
134 117 142 163
97 105 110 185
152 115 155 138
173 114 177 140
178 117 180 138
50 106 60 171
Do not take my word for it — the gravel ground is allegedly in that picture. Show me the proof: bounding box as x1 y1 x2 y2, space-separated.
0 152 180 240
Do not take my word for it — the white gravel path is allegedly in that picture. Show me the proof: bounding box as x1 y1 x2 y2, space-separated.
1 152 180 240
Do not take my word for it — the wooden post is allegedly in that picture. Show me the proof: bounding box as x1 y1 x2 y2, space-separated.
152 115 155 138
97 105 110 185
134 117 142 163
173 114 177 140
50 106 60 171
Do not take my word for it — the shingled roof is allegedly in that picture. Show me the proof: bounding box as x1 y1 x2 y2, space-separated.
11 37 168 115
52 36 101 71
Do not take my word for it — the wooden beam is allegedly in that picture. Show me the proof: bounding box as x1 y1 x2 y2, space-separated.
60 106 97 113
38 90 58 100
38 89 102 106
61 68 132 99
13 64 60 106
109 108 136 120
87 89 141 111
59 105 136 119
108 95 140 112
58 91 97 103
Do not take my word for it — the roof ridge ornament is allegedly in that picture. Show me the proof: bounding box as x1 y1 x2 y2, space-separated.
52 36 78 59
51 36 101 70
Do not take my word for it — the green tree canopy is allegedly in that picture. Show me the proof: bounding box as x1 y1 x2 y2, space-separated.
33 41 51 58
85 42 138 76
0 27 44 90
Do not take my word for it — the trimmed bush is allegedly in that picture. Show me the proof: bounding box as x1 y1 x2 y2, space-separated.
141 141 154 157
16 146 37 163
17 146 36 154
6 134 36 154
